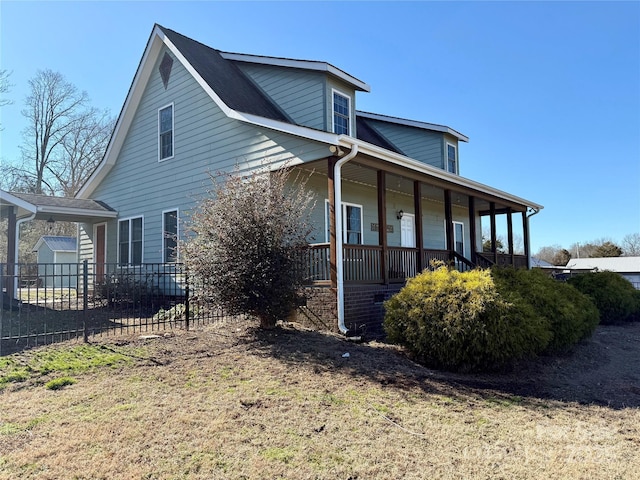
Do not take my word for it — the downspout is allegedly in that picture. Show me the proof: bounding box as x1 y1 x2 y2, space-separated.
333 143 359 335
526 207 541 269
13 212 36 296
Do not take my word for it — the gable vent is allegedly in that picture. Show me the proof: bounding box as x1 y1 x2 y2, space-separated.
159 52 173 89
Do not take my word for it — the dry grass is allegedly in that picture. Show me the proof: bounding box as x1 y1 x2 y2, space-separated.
1 320 639 479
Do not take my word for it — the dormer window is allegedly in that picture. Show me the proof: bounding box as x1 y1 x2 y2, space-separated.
447 143 457 174
332 90 351 135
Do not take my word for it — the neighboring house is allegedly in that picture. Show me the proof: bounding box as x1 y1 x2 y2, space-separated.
32 236 78 288
565 257 640 290
2 25 542 334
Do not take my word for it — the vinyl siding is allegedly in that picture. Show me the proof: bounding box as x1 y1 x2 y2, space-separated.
235 63 327 130
364 119 448 168
89 47 331 263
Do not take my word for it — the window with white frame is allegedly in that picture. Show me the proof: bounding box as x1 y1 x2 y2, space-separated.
447 143 457 174
159 104 174 161
325 200 363 244
332 90 351 135
119 217 143 266
453 221 465 256
163 210 178 263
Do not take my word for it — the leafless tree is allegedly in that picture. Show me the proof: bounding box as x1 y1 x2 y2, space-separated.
53 109 114 196
0 69 13 130
621 233 640 256
2 69 113 196
19 69 89 194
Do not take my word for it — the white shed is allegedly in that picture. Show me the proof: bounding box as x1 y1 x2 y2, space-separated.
32 236 78 288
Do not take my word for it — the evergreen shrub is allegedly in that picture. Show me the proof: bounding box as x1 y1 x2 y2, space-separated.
568 271 640 324
383 264 550 372
491 267 599 351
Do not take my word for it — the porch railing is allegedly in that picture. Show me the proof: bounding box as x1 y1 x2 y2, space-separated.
304 244 528 284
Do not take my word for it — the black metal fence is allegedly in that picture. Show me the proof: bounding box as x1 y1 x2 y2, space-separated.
1 262 236 355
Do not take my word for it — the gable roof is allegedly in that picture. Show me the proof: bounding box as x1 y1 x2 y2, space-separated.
75 25 542 213
565 257 640 273
33 236 78 253
160 27 290 122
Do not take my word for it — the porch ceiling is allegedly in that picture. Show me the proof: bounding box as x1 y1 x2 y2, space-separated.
298 159 526 213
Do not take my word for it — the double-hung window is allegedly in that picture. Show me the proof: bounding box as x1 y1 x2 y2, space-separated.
325 200 363 244
163 210 178 263
159 104 174 161
447 143 457 174
332 90 351 135
119 217 143 266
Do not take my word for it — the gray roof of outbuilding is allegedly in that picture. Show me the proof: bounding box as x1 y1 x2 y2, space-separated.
159 26 290 122
565 257 640 273
36 236 77 252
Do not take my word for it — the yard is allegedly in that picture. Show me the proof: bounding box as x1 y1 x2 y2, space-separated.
0 319 638 479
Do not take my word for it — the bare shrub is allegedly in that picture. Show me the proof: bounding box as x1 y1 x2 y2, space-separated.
180 165 316 329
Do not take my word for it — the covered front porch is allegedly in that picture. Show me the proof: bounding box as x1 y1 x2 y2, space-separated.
298 152 538 287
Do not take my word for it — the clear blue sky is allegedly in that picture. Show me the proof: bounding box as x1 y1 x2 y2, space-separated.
1 1 638 254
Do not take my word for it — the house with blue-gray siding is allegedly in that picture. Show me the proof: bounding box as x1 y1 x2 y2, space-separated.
65 24 543 334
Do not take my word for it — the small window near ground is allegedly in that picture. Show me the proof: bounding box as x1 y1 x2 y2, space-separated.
332 90 351 135
159 104 174 161
163 210 178 263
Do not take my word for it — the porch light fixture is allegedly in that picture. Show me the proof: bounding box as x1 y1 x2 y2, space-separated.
47 217 55 231
396 210 403 220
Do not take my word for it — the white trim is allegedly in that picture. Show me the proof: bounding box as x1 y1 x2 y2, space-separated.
117 215 144 266
325 199 363 244
357 111 469 143
446 142 458 174
331 89 352 136
158 103 174 162
219 51 371 92
93 222 107 265
162 208 179 263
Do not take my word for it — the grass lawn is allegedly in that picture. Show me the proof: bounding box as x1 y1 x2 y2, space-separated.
0 320 638 479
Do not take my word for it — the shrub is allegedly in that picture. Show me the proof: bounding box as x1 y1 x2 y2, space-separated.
568 271 640 324
181 165 316 329
384 265 549 372
491 268 599 352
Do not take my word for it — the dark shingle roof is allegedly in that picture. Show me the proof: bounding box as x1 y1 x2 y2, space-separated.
356 116 404 155
159 26 290 123
11 193 114 213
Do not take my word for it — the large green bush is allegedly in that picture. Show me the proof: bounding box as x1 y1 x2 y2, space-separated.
568 271 640 324
384 265 550 372
491 268 599 351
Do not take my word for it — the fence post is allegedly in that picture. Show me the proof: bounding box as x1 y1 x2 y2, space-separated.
82 260 89 343
184 266 190 332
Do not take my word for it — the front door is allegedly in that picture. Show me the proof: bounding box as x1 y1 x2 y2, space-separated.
400 214 415 248
95 224 106 282
400 213 417 277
